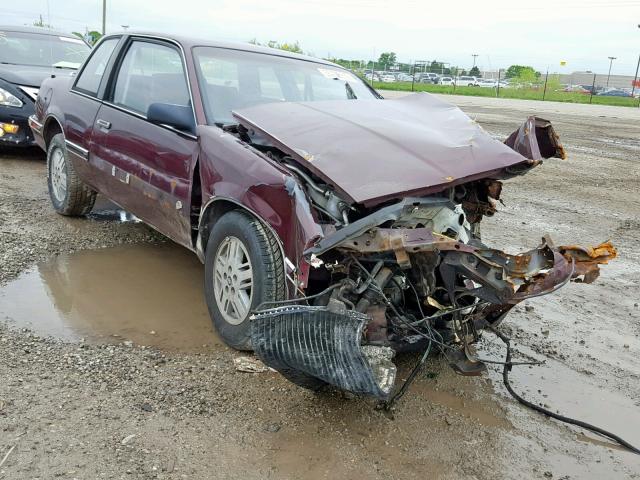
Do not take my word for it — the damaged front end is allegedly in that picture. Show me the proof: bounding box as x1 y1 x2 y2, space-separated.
244 109 615 400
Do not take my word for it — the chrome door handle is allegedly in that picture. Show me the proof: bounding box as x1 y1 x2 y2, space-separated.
97 119 111 130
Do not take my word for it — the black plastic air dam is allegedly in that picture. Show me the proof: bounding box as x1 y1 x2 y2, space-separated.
251 306 393 399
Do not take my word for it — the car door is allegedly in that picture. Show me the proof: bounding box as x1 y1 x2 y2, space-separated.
64 36 121 186
91 37 198 248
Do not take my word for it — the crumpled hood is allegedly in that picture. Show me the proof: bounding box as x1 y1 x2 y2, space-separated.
233 93 532 206
0 64 74 87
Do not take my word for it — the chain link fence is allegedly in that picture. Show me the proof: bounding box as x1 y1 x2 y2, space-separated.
349 62 640 108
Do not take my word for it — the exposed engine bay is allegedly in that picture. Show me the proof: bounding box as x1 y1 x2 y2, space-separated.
235 115 616 400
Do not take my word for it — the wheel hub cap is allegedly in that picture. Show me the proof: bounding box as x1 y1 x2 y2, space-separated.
213 236 253 325
50 147 67 202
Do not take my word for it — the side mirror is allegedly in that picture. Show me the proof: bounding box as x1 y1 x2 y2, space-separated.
146 103 195 133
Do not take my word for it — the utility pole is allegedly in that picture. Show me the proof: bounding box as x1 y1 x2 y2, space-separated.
471 54 478 68
632 24 639 100
606 56 616 88
102 0 106 35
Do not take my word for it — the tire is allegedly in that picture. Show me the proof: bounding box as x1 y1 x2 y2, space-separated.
47 133 96 216
204 210 286 350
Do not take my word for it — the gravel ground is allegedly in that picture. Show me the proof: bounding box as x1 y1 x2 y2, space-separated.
1 95 639 479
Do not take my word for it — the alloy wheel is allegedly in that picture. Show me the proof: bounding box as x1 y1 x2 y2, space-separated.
213 236 254 325
50 147 67 203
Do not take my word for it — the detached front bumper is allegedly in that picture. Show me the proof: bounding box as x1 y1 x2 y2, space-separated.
252 306 396 399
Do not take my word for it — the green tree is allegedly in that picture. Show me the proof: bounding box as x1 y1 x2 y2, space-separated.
267 40 303 54
508 66 541 87
33 14 52 29
505 65 539 79
250 39 304 54
469 66 480 77
377 52 397 69
428 60 450 74
72 30 102 45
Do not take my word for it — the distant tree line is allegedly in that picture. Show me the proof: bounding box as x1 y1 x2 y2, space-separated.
249 38 303 54
30 23 543 83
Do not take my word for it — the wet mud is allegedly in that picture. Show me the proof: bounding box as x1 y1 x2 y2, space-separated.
0 243 220 351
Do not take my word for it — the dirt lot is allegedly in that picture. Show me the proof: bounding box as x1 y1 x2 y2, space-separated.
1 95 639 479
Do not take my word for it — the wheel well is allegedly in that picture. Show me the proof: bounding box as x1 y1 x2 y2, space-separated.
198 198 285 257
43 117 63 149
199 199 240 253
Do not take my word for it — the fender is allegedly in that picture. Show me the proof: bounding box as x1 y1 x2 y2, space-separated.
196 125 323 292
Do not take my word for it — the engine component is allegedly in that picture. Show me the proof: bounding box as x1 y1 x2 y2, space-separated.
284 162 350 224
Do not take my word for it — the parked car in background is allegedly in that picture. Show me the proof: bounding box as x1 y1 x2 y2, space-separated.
578 84 601 95
563 84 591 94
598 89 633 97
477 78 496 88
365 72 380 82
419 72 439 84
28 32 608 401
379 73 396 83
396 73 413 82
439 76 454 86
0 25 90 148
456 76 479 87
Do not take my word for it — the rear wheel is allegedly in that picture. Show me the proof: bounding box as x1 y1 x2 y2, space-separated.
47 133 96 216
204 210 286 350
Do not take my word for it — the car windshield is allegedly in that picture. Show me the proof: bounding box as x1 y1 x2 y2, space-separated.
193 46 377 125
0 30 90 69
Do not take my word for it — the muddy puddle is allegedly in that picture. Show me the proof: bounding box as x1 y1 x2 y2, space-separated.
0 243 223 351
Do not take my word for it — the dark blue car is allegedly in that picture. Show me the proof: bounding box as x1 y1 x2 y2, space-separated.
598 89 632 97
0 26 90 147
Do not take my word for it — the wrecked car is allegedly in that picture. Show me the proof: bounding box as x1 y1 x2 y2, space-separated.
29 33 615 400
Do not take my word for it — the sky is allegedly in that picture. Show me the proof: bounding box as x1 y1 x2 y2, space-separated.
4 0 640 75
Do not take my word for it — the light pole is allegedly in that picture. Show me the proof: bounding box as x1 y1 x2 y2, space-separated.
632 24 639 99
102 0 106 35
471 54 478 69
606 56 616 88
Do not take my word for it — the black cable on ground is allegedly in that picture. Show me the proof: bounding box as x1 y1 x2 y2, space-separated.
383 337 432 411
489 326 640 456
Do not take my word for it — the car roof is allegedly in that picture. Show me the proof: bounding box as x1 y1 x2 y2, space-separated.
0 25 78 38
102 31 341 69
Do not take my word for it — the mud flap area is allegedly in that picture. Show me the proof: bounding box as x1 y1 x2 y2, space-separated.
251 306 396 399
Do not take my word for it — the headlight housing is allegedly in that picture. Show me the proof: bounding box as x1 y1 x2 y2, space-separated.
0 87 23 107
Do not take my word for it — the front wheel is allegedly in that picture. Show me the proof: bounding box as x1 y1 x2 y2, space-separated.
204 210 286 350
47 133 96 216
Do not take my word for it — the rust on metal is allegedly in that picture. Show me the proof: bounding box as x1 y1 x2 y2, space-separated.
559 241 618 283
504 116 566 161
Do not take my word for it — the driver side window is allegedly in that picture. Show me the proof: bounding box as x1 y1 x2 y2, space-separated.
112 40 190 116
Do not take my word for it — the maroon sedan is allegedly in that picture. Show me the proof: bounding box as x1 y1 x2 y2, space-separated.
29 33 615 399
